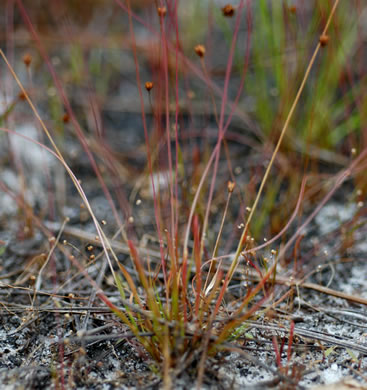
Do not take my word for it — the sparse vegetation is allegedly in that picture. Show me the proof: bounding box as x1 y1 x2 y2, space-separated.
1 1 367 389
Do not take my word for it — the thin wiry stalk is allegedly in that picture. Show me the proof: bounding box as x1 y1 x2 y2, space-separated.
123 0 168 291
159 3 176 256
227 0 341 284
203 182 234 295
199 0 245 267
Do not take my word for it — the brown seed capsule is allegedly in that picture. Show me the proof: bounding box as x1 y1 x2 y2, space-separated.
194 44 206 58
23 53 32 67
319 34 329 47
62 113 70 123
145 81 153 91
227 181 236 193
289 5 297 14
222 4 235 17
18 91 26 101
157 6 167 18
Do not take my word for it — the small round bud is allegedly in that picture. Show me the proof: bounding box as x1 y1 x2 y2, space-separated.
194 44 206 58
18 91 26 101
62 113 70 123
227 181 235 193
145 81 153 92
222 4 235 17
289 5 297 14
23 53 32 67
157 7 167 18
319 34 329 47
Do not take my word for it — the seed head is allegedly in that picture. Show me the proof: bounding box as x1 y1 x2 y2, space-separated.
18 91 27 101
194 44 206 58
289 5 297 14
222 4 235 17
227 181 236 193
157 6 167 18
145 81 154 91
62 113 70 123
319 34 329 47
23 53 32 67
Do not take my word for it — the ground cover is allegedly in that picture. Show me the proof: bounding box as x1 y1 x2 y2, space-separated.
1 1 367 389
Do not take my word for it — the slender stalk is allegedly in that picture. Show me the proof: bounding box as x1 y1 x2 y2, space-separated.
124 0 168 290
226 0 341 283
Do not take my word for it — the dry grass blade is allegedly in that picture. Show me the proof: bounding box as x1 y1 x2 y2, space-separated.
245 321 367 355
